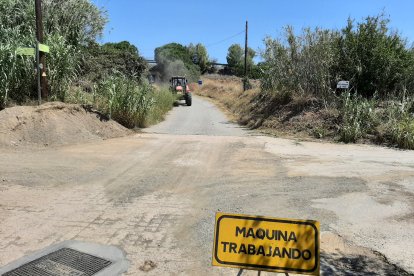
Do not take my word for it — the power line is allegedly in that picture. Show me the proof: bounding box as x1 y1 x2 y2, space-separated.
205 30 245 48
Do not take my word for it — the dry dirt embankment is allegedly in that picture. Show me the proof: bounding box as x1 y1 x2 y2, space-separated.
195 75 414 150
0 102 132 148
194 75 341 141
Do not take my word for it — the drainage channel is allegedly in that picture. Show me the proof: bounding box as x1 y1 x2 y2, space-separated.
0 241 129 276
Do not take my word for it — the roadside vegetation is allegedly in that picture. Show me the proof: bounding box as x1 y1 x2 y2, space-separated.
1 1 413 149
68 74 174 128
0 0 173 128
259 14 414 149
196 15 414 150
151 42 218 82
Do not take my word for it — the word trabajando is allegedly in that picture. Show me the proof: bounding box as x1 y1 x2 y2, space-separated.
219 226 312 260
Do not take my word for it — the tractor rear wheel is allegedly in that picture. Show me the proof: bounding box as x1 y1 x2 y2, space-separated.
186 93 192 106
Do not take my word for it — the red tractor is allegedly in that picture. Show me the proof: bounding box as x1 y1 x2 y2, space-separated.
170 76 192 106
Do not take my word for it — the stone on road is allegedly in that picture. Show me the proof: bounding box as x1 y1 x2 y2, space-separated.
0 95 413 275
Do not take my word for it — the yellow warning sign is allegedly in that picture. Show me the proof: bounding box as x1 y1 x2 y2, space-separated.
212 213 320 275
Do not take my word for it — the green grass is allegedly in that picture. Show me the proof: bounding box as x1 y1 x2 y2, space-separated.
384 102 414 150
145 87 175 126
68 75 175 129
390 115 414 149
339 92 377 143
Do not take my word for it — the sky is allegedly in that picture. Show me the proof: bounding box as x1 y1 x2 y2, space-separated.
91 0 414 63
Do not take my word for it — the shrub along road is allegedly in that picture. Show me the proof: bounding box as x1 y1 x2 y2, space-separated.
0 96 413 275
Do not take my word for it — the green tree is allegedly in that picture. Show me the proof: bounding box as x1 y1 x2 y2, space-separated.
226 44 243 74
187 43 197 63
226 44 256 77
155 43 193 65
154 43 200 81
194 44 209 74
187 43 210 74
82 41 147 82
246 48 257 76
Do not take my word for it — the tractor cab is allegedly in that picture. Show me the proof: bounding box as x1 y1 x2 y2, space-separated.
169 76 192 106
170 77 187 91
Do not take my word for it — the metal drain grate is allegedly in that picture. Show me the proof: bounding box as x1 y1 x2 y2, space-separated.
3 248 112 276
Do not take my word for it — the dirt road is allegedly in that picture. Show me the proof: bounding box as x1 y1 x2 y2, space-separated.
148 98 246 136
1 96 414 275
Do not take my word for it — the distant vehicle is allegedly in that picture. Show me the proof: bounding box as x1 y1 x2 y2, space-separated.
169 76 192 106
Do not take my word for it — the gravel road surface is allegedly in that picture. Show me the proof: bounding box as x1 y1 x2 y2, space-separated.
147 97 246 136
1 95 413 275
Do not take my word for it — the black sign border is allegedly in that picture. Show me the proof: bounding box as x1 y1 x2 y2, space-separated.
214 214 319 273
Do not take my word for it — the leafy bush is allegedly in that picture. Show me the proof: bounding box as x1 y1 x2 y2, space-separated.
335 15 414 98
261 14 414 100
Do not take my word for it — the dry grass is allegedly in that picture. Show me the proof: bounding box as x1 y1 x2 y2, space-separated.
195 75 414 149
194 75 260 119
194 75 338 140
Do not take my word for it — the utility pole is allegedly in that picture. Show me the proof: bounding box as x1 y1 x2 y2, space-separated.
35 42 41 105
244 20 248 91
35 0 48 99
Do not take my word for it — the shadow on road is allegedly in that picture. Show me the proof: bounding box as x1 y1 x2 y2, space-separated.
173 101 189 107
321 251 411 275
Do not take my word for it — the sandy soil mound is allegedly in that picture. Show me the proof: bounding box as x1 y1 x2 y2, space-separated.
0 102 132 148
